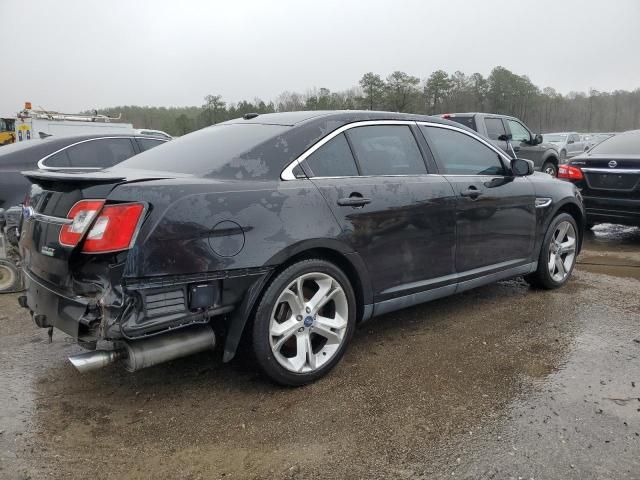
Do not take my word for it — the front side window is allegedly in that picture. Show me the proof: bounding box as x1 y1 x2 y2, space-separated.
346 125 426 176
484 118 506 140
304 133 358 177
421 126 505 176
57 138 136 168
506 120 531 143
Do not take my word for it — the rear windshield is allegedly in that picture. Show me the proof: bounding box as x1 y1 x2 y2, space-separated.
118 124 289 175
445 116 476 131
589 133 640 155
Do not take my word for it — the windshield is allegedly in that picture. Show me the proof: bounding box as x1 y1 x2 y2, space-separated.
544 134 567 142
589 132 640 155
0 119 14 132
118 123 290 176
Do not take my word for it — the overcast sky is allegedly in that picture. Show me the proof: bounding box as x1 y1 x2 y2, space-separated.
2 0 639 114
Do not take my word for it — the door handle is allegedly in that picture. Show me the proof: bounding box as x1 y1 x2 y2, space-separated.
337 195 372 207
460 187 483 199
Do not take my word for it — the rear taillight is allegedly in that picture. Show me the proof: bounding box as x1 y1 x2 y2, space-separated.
558 165 584 180
82 203 145 253
59 200 105 246
59 200 144 253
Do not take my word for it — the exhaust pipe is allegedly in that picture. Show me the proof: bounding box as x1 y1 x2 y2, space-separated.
68 325 216 373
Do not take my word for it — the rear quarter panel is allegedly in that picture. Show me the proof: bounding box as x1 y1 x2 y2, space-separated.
108 178 347 279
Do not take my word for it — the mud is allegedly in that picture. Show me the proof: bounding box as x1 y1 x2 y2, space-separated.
1 224 638 479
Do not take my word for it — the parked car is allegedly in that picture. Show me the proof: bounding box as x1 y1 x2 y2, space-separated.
0 133 168 293
559 130 640 228
440 113 561 176
19 111 584 385
0 133 168 211
543 132 589 160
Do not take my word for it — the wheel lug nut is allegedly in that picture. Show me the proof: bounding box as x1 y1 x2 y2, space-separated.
298 327 304 333
306 307 311 313
297 315 303 321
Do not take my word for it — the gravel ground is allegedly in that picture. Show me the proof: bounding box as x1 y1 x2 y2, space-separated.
0 225 638 480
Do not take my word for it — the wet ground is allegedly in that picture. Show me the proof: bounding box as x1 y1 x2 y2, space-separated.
1 225 639 480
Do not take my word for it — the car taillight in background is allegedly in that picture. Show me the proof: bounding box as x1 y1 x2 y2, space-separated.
59 200 144 253
558 165 584 180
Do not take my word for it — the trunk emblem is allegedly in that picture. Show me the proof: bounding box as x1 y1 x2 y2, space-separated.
608 160 618 168
41 246 56 257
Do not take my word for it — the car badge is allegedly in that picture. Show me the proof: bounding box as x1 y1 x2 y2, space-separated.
608 160 618 168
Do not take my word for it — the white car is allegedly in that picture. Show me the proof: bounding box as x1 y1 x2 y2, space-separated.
542 132 588 161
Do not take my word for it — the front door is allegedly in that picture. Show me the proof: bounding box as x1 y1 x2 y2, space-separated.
300 125 457 300
419 124 536 275
505 118 544 169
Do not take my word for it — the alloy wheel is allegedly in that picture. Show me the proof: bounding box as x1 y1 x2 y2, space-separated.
269 272 349 373
547 221 576 282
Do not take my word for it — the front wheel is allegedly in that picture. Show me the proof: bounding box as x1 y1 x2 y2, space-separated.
525 213 579 289
542 161 558 177
252 259 356 386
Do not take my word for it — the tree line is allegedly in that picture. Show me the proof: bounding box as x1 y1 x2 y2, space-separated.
95 66 640 136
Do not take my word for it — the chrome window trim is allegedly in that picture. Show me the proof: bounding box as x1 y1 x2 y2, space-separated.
280 120 513 181
581 168 640 174
38 136 166 170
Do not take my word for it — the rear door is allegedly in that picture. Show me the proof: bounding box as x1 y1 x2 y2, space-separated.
301 122 457 301
419 124 536 275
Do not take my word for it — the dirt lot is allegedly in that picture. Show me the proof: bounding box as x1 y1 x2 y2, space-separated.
1 225 639 480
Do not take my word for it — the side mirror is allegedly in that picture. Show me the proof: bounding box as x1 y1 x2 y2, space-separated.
498 133 512 142
567 139 575 144
534 134 543 145
511 158 534 176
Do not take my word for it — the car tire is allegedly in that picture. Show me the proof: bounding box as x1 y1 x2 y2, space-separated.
252 258 356 386
0 260 21 293
525 213 579 290
542 161 558 177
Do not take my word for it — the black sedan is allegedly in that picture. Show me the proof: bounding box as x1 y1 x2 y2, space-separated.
18 111 585 385
559 130 640 228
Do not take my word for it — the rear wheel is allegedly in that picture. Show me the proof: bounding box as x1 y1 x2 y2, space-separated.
525 213 578 289
252 259 356 386
542 161 558 177
0 260 20 293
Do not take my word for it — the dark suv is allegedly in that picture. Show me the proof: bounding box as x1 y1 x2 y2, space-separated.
19 111 584 385
441 113 560 176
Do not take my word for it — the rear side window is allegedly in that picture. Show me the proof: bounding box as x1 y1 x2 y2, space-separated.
304 133 358 177
119 124 289 175
346 125 426 175
589 133 640 155
137 137 166 152
484 118 507 140
43 150 71 167
421 126 505 176
52 138 137 168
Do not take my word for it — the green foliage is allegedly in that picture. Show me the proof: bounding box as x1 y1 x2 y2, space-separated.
94 67 640 136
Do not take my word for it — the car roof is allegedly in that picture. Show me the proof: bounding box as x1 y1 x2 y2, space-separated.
222 110 456 127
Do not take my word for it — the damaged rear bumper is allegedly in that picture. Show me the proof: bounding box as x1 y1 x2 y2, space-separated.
21 266 273 362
